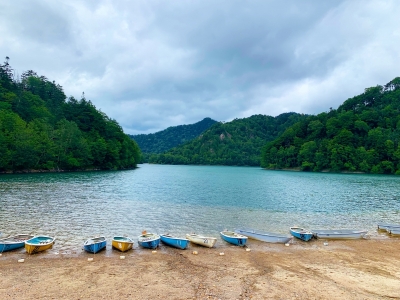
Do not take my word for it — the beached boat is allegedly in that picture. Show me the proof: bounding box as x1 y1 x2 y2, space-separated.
312 229 368 239
235 228 292 244
289 227 313 242
377 223 400 232
160 234 189 250
83 236 107 253
388 228 400 235
220 230 247 246
138 233 160 249
185 233 217 248
112 236 133 252
25 235 56 254
0 234 34 252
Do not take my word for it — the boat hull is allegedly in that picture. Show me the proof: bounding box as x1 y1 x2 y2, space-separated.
220 231 247 246
312 230 368 239
389 228 400 235
377 223 400 232
84 237 107 254
235 228 292 244
112 237 133 252
289 227 313 242
186 234 217 248
160 234 189 249
0 243 23 252
25 236 55 254
138 234 160 249
0 234 35 252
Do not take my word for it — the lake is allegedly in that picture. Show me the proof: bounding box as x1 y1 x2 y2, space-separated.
0 164 399 253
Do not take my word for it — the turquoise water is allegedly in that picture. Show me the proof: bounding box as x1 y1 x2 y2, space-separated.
0 164 399 253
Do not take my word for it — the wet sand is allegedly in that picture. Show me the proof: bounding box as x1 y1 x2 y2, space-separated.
1 238 399 299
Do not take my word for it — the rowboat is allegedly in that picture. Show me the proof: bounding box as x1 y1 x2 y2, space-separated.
138 233 160 249
289 227 313 242
83 236 107 253
388 228 400 235
25 236 56 254
185 233 217 248
160 234 189 250
112 236 133 252
0 234 34 252
377 223 400 232
312 229 368 239
220 230 247 246
235 228 292 244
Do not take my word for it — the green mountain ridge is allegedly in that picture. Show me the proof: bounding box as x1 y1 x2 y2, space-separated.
261 77 400 174
130 117 217 154
148 113 307 166
0 58 140 172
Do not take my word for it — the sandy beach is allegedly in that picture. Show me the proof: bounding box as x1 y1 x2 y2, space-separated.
1 237 399 299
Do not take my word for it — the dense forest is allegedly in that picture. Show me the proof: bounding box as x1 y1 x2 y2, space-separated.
261 78 400 174
0 58 140 172
130 117 217 154
148 113 306 166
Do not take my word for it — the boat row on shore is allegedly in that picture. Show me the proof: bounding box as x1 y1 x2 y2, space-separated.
1 223 397 254
0 234 55 254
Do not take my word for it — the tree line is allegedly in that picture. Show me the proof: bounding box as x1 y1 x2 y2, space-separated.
130 117 217 155
0 58 140 172
148 113 306 166
261 78 400 174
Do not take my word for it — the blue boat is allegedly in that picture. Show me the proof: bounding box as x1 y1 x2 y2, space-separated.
220 230 247 246
160 234 189 249
83 236 107 253
138 232 160 249
0 234 34 252
289 227 313 242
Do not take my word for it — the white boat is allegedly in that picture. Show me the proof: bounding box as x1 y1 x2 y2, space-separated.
312 229 368 239
388 228 400 235
185 233 217 248
235 228 292 244
377 223 400 232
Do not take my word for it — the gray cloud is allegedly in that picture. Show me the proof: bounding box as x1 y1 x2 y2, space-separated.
1 0 399 134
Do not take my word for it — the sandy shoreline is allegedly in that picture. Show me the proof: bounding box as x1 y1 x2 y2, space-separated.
1 237 399 299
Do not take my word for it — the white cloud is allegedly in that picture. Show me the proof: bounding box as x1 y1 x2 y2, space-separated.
1 0 399 134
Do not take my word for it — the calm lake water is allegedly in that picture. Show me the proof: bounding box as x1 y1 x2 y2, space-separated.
0 164 399 254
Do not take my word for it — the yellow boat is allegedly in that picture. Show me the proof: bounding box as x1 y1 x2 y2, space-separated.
112 236 133 252
25 236 55 254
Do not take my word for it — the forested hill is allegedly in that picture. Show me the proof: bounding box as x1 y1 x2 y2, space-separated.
261 77 400 174
148 113 306 166
130 117 217 154
0 58 140 172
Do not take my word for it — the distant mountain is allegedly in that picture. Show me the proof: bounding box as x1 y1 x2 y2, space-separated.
148 113 306 166
261 77 400 174
130 117 217 154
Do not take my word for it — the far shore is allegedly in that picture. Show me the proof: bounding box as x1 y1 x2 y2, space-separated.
0 167 138 174
1 237 399 299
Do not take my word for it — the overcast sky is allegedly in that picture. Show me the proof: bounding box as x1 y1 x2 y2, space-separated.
1 1 399 134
